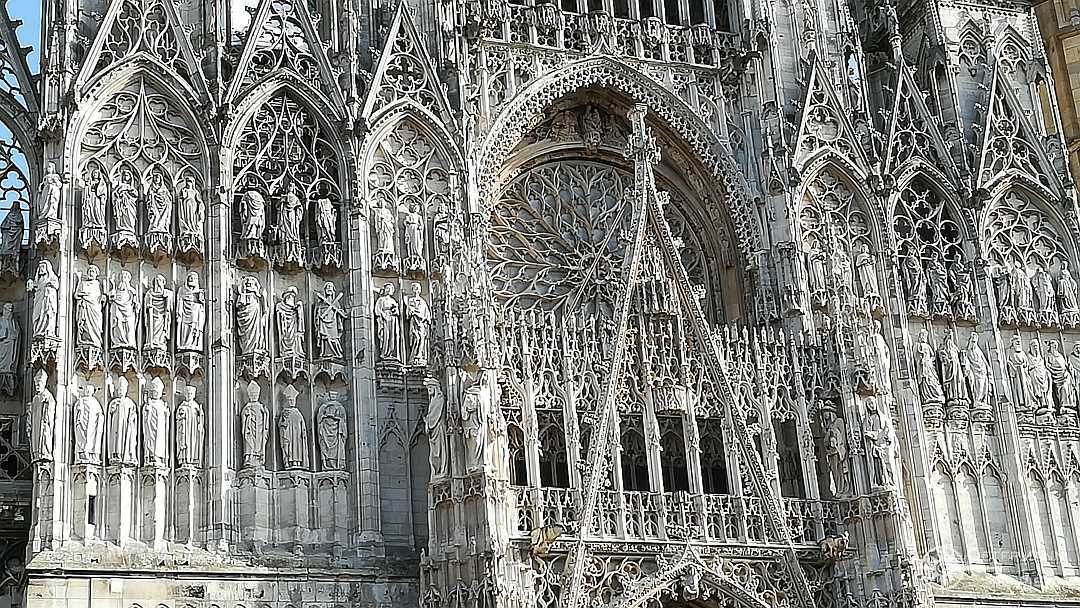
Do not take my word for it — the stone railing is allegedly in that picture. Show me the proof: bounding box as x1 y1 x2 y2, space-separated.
511 487 835 546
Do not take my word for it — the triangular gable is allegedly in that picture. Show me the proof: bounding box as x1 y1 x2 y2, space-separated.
792 53 870 170
361 3 454 124
883 62 958 180
976 66 1064 198
77 0 208 98
227 0 344 107
0 5 38 112
563 106 813 608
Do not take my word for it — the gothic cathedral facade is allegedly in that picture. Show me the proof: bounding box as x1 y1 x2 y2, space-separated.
0 0 1074 606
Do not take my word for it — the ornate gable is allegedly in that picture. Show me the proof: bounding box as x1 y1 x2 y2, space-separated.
228 0 344 107
0 5 37 113
792 54 869 171
77 0 207 97
883 63 957 180
362 3 454 124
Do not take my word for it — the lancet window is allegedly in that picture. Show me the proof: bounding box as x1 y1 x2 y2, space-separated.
621 416 650 492
537 409 570 488
508 423 528 486
659 416 689 492
698 418 729 494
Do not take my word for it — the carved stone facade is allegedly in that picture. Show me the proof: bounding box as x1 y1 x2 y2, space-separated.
0 0 1076 607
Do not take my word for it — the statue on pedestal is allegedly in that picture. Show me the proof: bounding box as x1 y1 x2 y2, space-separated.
425 378 448 478
240 381 268 469
175 385 204 467
177 272 205 352
276 287 305 359
142 376 169 467
107 375 138 465
28 261 59 338
962 333 992 416
236 276 268 357
372 199 397 271
177 175 204 254
1059 268 1080 327
1006 335 1032 411
822 408 850 497
317 392 347 471
79 165 107 250
914 329 945 409
374 283 401 362
275 183 304 266
27 370 55 462
315 282 346 361
37 161 61 224
405 283 431 366
73 383 104 465
279 384 307 470
111 167 138 250
108 270 138 351
145 170 172 252
0 303 19 395
1047 341 1076 419
902 254 928 317
402 203 425 272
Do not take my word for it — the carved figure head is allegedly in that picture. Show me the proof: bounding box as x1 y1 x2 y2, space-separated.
46 161 55 174
78 383 95 398
1012 334 1023 351
323 282 336 296
85 265 99 280
152 274 166 291
33 369 46 392
282 286 298 304
411 283 423 297
151 170 163 187
119 269 132 283
186 271 200 288
282 384 299 406
1029 339 1042 356
381 283 395 296
1 303 11 318
185 175 195 188
147 376 165 399
114 375 129 397
1048 340 1061 354
183 385 197 402
918 328 929 343
35 260 50 277
245 380 261 401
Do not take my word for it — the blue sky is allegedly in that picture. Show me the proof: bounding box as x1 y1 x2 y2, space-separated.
8 0 40 73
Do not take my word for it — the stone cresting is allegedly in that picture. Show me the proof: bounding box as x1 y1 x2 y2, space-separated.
0 0 1071 607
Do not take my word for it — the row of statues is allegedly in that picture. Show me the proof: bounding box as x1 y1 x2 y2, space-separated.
374 282 432 367
992 260 1080 328
901 251 977 322
807 240 885 314
1003 335 1080 424
822 399 899 498
372 198 459 275
239 381 348 472
234 279 348 366
237 186 339 268
913 328 993 420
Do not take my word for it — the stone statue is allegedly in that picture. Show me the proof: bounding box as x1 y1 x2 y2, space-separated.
176 272 205 351
235 276 268 356
854 241 880 309
74 265 105 350
1029 340 1053 421
276 184 304 266
27 370 55 462
432 200 452 266
240 190 266 240
865 403 897 488
372 199 397 270
461 371 495 471
1009 258 1034 323
143 274 172 351
317 393 347 471
926 251 949 317
316 197 337 245
279 384 307 470
1006 335 1032 411
1059 268 1080 326
1070 344 1080 414
1034 265 1058 325
402 202 425 271
823 408 850 497
914 329 945 407
111 167 138 249
902 254 928 317
142 376 169 467
870 321 890 392
37 161 61 223
240 381 269 469
107 270 138 350
276 287 305 359
1046 341 1076 419
177 175 203 251
80 166 107 249
0 303 20 385
961 333 991 414
145 170 172 234
405 283 432 366
425 378 448 478
175 385 204 467
937 328 969 412
374 283 401 362
106 376 138 465
27 260 59 338
314 282 346 361
73 383 104 465
949 258 976 320
0 202 24 256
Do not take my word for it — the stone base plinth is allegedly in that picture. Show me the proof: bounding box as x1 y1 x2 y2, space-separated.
237 467 273 552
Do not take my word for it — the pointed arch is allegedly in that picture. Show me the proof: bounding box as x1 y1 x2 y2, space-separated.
981 186 1079 284
792 53 871 173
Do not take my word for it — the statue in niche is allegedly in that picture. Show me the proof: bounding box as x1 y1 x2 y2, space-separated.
37 161 61 224
830 242 852 296
315 282 346 361
240 190 266 240
275 183 304 266
374 283 401 362
937 328 969 414
1009 257 1035 324
240 380 269 469
316 197 337 245
106 375 138 465
461 371 495 472
107 270 138 351
372 198 397 270
143 274 172 351
175 385 204 467
949 257 976 321
317 392 347 471
405 283 431 367
854 241 880 312
276 287 305 359
582 105 604 152
0 303 19 394
822 408 850 497
431 200 452 268
0 201 24 258
1029 340 1053 422
425 378 448 478
145 170 172 246
111 167 138 250
235 276 268 356
926 251 949 318
869 321 890 393
902 254 928 317
27 370 55 462
1070 343 1080 412
962 333 992 415
74 265 105 358
279 384 307 470
177 175 203 253
1034 265 1059 325
72 382 104 465
79 165 107 250
1059 268 1080 327
27 260 59 338
402 202 425 272
864 401 897 488
914 329 945 408
176 272 205 352
1006 335 1033 411
1046 341 1076 420
141 377 169 467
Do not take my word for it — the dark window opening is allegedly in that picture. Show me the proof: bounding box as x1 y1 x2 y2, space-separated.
659 417 690 492
587 0 603 11
690 0 705 24
508 424 528 486
538 411 570 488
700 418 730 494
639 0 655 18
87 495 97 526
713 0 729 30
775 419 806 498
615 0 630 17
621 417 650 491
664 0 680 24
561 0 577 12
